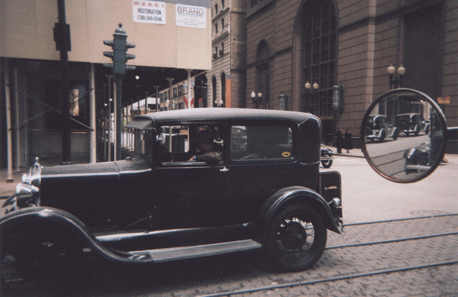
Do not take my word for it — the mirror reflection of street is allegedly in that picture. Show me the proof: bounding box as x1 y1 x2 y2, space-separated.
362 89 447 182
366 135 431 179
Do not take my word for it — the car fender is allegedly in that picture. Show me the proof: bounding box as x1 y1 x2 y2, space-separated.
403 147 422 163
256 186 342 241
0 207 154 264
389 127 398 138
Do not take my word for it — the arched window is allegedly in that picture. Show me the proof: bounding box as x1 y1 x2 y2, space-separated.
303 1 337 116
256 40 270 109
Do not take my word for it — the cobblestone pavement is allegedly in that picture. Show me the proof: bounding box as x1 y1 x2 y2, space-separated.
4 214 458 296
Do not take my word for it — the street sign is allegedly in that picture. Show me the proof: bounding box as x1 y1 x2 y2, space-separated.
437 96 450 104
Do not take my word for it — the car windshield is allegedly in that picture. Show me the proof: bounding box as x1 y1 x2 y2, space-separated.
131 128 154 162
396 115 410 122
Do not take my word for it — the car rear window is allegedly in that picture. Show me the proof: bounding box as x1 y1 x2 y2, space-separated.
230 125 293 161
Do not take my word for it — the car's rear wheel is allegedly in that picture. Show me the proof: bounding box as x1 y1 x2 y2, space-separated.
321 154 333 168
265 204 327 271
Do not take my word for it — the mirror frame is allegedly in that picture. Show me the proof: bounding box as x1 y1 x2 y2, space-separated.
360 88 448 183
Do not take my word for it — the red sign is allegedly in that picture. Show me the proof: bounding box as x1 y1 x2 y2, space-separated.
437 96 450 104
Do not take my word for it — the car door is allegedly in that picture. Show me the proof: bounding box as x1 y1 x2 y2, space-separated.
216 123 306 224
152 124 228 228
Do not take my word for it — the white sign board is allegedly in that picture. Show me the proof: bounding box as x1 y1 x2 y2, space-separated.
133 0 166 24
176 4 206 29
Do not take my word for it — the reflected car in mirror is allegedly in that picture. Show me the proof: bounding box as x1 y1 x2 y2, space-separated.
394 113 430 136
364 115 399 142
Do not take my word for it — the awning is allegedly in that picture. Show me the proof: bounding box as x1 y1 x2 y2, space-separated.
125 118 153 130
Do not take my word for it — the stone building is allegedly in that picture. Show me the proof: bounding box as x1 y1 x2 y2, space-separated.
245 0 457 146
207 0 247 108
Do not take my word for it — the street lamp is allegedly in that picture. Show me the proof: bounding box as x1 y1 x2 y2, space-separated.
251 91 261 108
304 81 319 113
387 64 405 89
304 81 319 92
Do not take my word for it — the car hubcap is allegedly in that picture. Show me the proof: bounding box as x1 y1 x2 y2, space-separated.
279 219 308 249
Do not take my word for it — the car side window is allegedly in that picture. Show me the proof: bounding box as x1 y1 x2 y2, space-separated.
159 125 224 165
230 125 293 161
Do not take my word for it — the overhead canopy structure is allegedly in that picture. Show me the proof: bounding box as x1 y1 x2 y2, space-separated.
1 0 212 70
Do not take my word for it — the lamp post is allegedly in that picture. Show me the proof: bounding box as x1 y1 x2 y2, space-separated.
251 91 261 108
304 81 319 92
304 81 319 114
387 64 405 89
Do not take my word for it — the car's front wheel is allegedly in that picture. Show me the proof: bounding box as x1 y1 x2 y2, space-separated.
265 204 327 271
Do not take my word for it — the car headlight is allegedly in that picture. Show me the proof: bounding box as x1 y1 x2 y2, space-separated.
3 158 42 213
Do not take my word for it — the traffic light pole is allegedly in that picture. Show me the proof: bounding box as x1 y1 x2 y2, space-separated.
57 0 71 164
103 23 135 161
115 75 123 161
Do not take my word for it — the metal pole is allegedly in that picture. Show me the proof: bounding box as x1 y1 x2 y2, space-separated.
101 83 107 161
166 78 174 110
110 78 114 161
187 69 192 109
115 76 123 161
3 59 14 182
13 67 21 171
110 79 118 161
89 63 96 163
144 91 149 114
58 0 71 164
154 86 159 112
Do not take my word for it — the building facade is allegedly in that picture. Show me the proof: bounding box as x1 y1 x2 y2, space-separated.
246 0 458 147
0 0 212 170
207 0 247 108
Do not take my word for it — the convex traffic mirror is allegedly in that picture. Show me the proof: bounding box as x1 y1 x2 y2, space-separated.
361 88 447 183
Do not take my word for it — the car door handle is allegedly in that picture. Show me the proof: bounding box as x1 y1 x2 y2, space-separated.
220 166 229 172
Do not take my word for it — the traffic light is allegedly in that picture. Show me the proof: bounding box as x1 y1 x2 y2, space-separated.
103 23 136 77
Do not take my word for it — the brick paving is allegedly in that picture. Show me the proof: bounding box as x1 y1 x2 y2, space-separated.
5 215 457 297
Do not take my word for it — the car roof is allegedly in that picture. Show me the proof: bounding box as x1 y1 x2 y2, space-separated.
130 108 314 125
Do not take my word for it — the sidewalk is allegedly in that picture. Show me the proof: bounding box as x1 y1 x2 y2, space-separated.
325 145 366 158
0 148 454 199
0 169 24 199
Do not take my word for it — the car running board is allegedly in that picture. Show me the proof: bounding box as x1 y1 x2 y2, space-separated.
126 239 262 263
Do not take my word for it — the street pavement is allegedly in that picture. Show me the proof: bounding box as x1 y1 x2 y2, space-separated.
1 149 457 296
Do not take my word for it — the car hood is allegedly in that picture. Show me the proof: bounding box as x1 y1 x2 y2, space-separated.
39 158 152 228
41 161 120 178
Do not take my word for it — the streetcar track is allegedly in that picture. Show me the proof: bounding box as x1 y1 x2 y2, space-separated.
199 260 458 297
326 231 458 249
203 214 458 297
3 215 458 295
343 212 458 227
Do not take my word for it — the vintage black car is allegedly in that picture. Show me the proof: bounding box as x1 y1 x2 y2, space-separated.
394 113 430 136
365 114 399 142
1 108 343 282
